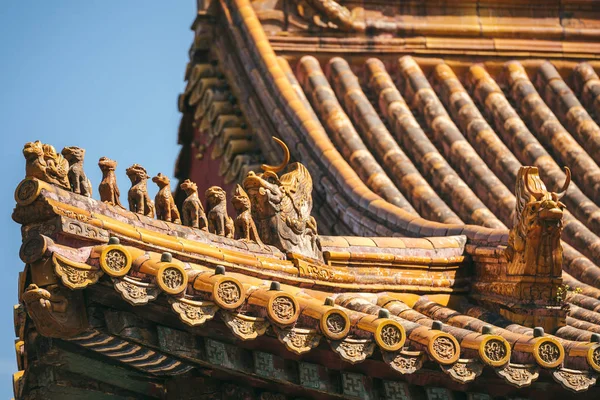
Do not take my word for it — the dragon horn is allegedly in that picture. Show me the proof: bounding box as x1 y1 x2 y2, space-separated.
553 167 571 200
524 167 545 201
261 137 290 174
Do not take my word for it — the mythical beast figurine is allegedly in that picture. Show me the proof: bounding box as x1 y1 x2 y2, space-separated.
152 173 181 224
232 184 264 246
62 146 92 197
205 186 234 238
243 137 319 259
98 157 123 207
180 179 208 230
23 141 70 189
126 164 155 218
506 166 570 278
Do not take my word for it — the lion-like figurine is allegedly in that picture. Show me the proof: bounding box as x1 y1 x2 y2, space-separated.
62 146 92 197
232 184 264 246
152 173 181 224
506 166 570 278
243 137 319 259
98 157 123 207
126 164 155 218
180 179 208 230
23 141 70 189
205 186 234 238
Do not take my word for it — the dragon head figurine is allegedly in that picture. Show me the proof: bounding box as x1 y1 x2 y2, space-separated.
506 166 570 279
243 137 319 259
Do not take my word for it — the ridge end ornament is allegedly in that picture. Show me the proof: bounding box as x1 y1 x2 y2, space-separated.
243 137 320 260
506 166 570 280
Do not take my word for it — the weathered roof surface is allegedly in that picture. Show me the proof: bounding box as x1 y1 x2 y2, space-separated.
168 0 600 397
10 175 600 397
178 0 600 288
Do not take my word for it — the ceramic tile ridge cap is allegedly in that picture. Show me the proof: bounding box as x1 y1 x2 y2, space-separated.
14 178 286 259
320 235 467 249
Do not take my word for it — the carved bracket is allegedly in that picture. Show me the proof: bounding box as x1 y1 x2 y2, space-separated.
552 368 598 393
221 311 269 340
382 349 426 374
170 298 219 327
113 277 159 306
495 363 540 387
275 327 321 355
330 337 375 364
441 359 484 384
52 253 102 290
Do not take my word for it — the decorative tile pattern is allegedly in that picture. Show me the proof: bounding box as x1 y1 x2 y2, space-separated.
342 372 367 398
383 381 411 400
299 362 321 390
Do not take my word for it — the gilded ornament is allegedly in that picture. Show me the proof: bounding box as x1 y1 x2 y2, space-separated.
99 245 132 277
180 179 208 230
152 173 181 224
14 179 41 206
382 350 425 374
321 309 349 339
268 294 298 325
19 235 48 264
375 321 405 352
479 336 510 367
206 186 234 237
442 359 483 383
22 283 87 338
428 333 460 365
505 166 570 279
533 338 564 368
214 279 243 308
157 263 188 295
553 368 597 393
587 345 600 372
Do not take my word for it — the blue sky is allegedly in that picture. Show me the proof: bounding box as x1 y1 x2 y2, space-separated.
0 1 195 396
